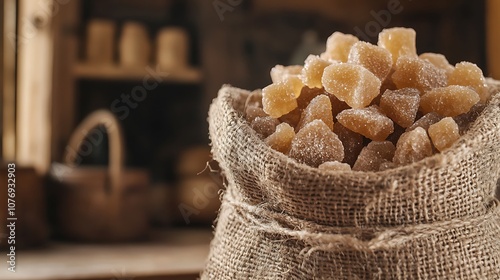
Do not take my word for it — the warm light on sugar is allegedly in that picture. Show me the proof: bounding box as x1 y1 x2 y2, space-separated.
247 27 488 169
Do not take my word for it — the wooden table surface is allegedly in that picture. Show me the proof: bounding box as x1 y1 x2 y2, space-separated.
0 229 212 280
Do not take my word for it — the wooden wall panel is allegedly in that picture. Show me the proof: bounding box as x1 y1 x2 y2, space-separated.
2 0 17 161
16 0 55 173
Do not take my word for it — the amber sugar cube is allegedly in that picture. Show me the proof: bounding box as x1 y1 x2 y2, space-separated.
393 127 433 165
265 122 296 154
392 56 447 94
320 32 359 62
337 106 394 141
270 65 303 83
296 95 334 131
353 141 396 172
419 53 454 75
378 27 417 66
448 62 490 103
251 116 280 138
288 75 304 98
380 88 420 128
420 85 479 117
406 112 443 132
289 120 344 167
333 122 364 167
318 161 351 171
301 55 332 88
322 63 381 109
428 117 460 152
348 41 392 81
262 82 299 118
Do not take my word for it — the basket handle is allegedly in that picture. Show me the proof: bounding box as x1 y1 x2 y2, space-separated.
64 110 125 198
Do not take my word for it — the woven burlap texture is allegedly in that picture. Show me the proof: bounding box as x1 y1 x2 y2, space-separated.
202 80 500 279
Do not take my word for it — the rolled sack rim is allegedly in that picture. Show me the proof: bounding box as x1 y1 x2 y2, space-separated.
209 80 500 186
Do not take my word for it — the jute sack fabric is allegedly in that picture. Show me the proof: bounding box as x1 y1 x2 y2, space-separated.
202 80 500 279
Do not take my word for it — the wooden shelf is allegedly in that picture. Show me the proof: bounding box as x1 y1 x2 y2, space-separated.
0 229 212 280
74 63 203 84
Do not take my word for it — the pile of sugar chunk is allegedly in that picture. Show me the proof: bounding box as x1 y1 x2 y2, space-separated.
245 27 490 171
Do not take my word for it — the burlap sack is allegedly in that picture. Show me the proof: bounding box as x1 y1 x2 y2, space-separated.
202 80 500 279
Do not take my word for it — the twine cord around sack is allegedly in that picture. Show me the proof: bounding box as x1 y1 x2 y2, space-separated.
224 188 500 253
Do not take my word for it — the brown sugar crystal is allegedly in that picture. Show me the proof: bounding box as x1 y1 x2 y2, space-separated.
329 94 350 121
279 86 326 127
322 63 381 109
393 127 433 165
337 106 394 141
381 73 397 89
347 41 392 81
391 56 447 94
279 107 302 128
296 95 334 131
318 161 351 171
288 75 304 98
420 85 480 117
280 87 326 128
353 141 396 172
265 122 295 154
428 117 460 152
419 53 454 75
289 120 344 167
297 87 325 109
379 88 420 128
448 62 490 103
453 103 486 134
386 124 405 146
251 116 280 138
262 82 299 118
270 65 303 83
320 32 359 62
378 27 417 66
406 112 443 132
333 122 364 167
301 55 332 88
